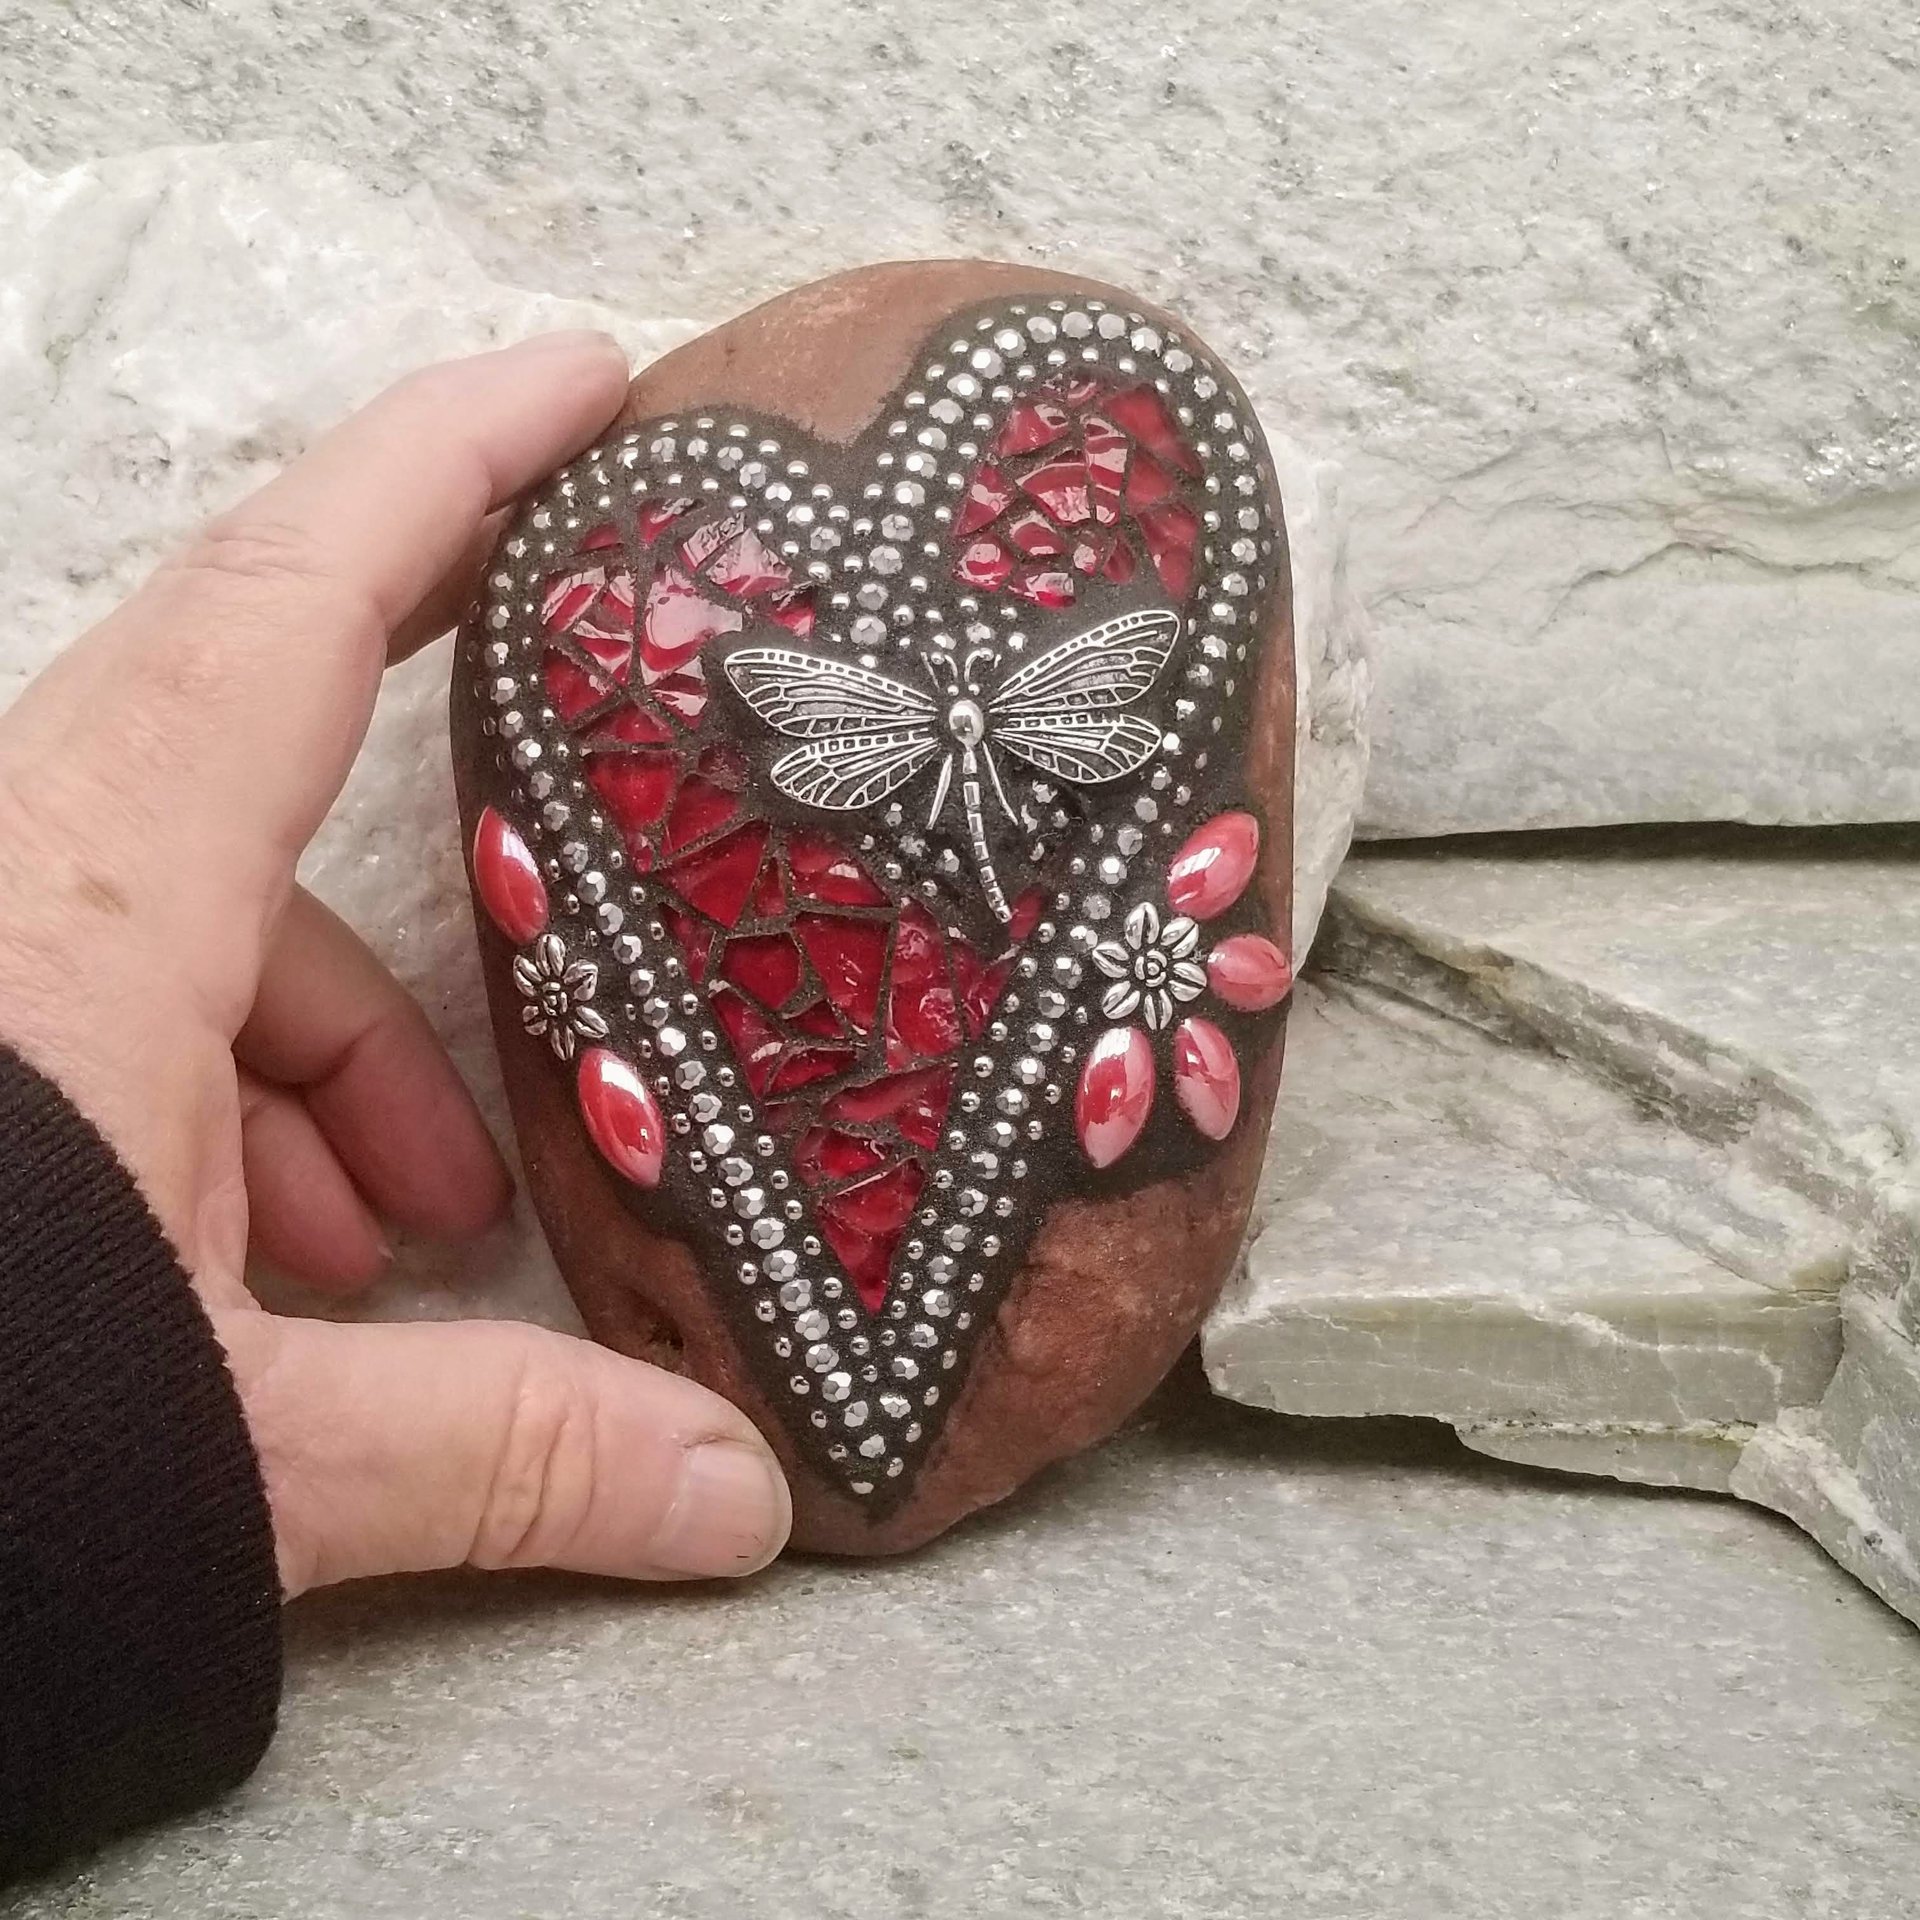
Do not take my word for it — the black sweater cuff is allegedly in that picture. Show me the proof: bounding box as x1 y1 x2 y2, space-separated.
0 1047 281 1881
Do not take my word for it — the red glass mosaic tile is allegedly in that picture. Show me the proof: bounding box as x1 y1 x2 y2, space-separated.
719 932 805 1010
662 820 769 927
822 1065 953 1152
663 775 742 852
750 855 789 920
788 997 846 1040
794 913 889 1034
585 752 678 857
1004 509 1068 559
1136 500 1200 598
583 705 676 748
1017 456 1093 526
767 1045 858 1095
1007 566 1077 609
788 830 887 906
1102 384 1204 476
992 399 1072 459
765 586 817 637
544 654 607 723
884 903 960 1063
679 514 745 574
647 662 710 727
708 526 792 598
710 985 783 1096
636 497 696 545
640 567 743 674
795 1127 890 1186
662 903 713 982
818 1159 925 1310
542 566 603 635
956 537 1014 591
955 463 1017 537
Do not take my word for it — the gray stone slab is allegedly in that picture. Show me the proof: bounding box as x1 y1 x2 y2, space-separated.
1736 1292 1920 1631
4 3 1915 834
1212 979 1842 1492
1209 831 1920 1625
12 1377 1920 1920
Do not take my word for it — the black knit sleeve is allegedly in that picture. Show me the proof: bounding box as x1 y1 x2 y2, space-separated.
0 1047 282 1883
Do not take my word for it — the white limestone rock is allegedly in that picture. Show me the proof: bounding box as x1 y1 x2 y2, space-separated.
1270 437 1372 957
4 0 1910 835
1217 977 1842 1492
1209 833 1920 1621
0 142 1365 1323
1734 1293 1920 1628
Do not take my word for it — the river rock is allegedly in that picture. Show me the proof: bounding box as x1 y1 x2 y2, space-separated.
452 263 1297 1550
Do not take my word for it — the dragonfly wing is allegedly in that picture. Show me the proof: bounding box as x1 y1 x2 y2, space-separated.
992 712 1164 787
770 732 944 811
725 645 936 738
989 609 1180 721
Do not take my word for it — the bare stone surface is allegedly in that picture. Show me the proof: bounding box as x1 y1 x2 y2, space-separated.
3 4 1914 833
11 1375 1920 1920
1215 977 1843 1492
1738 1292 1920 1631
1209 830 1920 1623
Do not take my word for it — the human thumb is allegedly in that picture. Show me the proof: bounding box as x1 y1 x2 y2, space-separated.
216 1311 792 1596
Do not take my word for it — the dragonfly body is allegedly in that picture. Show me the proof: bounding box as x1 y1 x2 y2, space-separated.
724 608 1182 923
928 694 1013 921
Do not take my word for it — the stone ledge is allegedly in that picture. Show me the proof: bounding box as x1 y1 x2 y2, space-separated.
1209 831 1920 1623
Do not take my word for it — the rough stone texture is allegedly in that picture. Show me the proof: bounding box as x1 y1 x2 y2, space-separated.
11 1378 1920 1918
2 5 1913 836
1216 977 1843 1492
1738 1293 1920 1632
1208 830 1920 1622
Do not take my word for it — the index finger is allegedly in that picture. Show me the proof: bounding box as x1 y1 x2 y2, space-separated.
11 331 629 920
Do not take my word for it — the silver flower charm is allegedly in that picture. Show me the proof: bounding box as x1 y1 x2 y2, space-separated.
1090 902 1207 1030
513 932 609 1061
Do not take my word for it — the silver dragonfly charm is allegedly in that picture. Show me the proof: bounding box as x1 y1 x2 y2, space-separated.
723 609 1180 922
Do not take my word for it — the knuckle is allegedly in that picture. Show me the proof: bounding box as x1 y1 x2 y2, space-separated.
389 361 468 414
173 513 335 594
468 1353 601 1571
162 514 380 644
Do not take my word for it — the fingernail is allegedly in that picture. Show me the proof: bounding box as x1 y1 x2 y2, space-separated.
505 328 626 361
652 1439 791 1578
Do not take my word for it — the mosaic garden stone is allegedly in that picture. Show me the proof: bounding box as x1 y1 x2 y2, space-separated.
454 262 1295 1550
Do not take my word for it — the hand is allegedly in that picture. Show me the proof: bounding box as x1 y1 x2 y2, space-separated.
0 334 791 1595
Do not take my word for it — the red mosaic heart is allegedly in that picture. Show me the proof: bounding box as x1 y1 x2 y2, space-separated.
457 279 1292 1524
